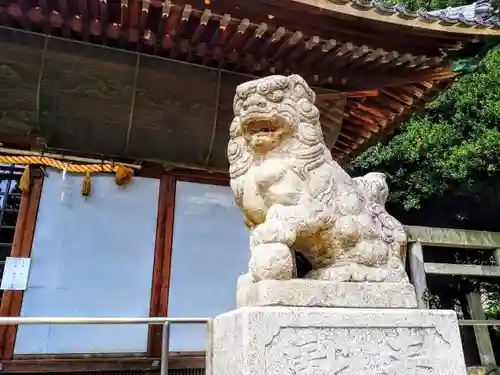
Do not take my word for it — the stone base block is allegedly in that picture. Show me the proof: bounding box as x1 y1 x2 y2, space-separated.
237 278 417 308
207 307 467 375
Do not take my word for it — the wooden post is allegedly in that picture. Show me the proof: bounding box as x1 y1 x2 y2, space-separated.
408 241 429 309
493 249 500 267
147 175 176 357
466 292 496 366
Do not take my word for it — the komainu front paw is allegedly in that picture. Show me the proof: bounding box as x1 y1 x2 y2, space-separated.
306 264 352 282
251 220 297 247
250 243 294 281
365 267 389 282
385 256 408 282
307 263 391 282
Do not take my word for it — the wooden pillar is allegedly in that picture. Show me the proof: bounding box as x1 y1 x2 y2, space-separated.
0 168 44 359
408 241 429 309
466 292 496 366
147 175 176 357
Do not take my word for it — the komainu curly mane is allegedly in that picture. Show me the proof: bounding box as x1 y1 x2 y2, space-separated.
228 74 408 284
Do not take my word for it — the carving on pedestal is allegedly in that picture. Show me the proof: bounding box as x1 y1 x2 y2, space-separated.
264 326 450 375
227 74 408 284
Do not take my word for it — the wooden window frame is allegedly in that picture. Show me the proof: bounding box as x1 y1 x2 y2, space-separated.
0 164 26 299
147 174 176 357
0 167 44 359
0 167 229 373
147 168 229 356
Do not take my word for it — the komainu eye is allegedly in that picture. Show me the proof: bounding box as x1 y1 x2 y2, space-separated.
267 90 284 102
257 82 271 95
276 77 289 89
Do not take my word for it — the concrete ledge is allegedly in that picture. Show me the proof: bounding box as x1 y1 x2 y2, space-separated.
237 278 418 308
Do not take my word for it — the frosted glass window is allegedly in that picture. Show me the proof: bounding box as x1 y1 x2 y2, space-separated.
168 181 249 351
15 168 159 354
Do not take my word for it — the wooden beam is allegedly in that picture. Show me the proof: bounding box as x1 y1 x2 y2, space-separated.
348 102 390 123
0 353 206 373
172 169 230 186
408 241 429 309
316 89 379 101
405 226 500 249
382 70 457 90
138 165 230 184
0 168 44 360
424 263 500 278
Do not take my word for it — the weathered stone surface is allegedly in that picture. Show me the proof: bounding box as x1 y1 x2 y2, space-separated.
207 307 468 375
227 74 409 284
216 74 469 375
236 278 417 308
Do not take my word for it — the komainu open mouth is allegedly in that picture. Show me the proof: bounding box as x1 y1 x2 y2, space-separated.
243 117 284 137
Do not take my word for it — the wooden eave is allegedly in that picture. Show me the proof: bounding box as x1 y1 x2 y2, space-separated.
332 77 455 161
0 1 465 164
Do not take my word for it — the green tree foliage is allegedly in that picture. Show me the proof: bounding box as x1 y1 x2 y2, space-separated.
348 0 500 360
347 46 500 231
391 0 471 10
348 47 500 350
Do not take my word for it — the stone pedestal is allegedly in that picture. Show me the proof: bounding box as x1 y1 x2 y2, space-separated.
207 306 467 375
237 278 418 308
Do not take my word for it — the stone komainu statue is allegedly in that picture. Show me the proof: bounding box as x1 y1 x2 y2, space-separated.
227 74 408 284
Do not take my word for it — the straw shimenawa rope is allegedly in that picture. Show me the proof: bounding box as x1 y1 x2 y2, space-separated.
0 155 134 196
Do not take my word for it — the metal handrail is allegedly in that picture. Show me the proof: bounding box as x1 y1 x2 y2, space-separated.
1 316 499 375
0 316 212 375
0 317 210 324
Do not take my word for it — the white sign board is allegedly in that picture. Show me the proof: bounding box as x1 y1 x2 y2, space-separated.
0 257 31 291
